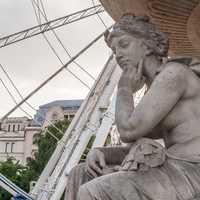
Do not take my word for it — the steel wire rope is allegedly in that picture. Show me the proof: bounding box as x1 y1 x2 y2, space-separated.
0 63 65 136
0 78 29 119
35 131 79 200
0 173 34 200
28 50 115 199
38 0 96 81
0 5 105 49
32 1 115 128
91 0 108 28
32 0 41 25
40 0 96 81
31 0 91 90
37 0 41 25
0 76 60 141
32 0 96 81
1 26 112 120
0 77 59 141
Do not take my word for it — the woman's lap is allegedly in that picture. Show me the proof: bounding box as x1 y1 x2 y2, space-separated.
76 160 200 200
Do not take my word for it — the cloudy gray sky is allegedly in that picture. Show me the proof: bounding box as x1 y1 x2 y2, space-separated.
0 0 114 118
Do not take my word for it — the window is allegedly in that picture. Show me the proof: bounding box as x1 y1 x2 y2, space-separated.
11 143 15 153
69 115 74 120
13 124 15 132
26 157 32 163
5 142 15 153
8 124 11 132
5 142 9 153
33 134 40 143
18 124 20 131
52 113 58 120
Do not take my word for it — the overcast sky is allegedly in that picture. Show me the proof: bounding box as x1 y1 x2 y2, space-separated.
0 0 114 119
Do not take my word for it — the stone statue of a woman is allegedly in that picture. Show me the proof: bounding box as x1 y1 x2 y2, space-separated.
65 14 200 200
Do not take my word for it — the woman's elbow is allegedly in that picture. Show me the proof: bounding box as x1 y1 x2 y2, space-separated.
118 128 139 143
120 134 132 143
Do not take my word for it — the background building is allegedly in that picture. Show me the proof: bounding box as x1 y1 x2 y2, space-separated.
0 99 83 165
0 117 41 165
34 99 83 127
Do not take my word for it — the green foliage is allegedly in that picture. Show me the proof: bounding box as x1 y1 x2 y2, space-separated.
0 157 35 200
79 132 112 163
80 135 96 163
28 119 70 177
0 119 70 200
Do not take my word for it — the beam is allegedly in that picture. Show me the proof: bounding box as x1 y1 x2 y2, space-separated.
1 27 111 121
0 5 104 48
0 173 34 200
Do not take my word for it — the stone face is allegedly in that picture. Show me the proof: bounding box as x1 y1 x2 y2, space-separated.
100 0 200 58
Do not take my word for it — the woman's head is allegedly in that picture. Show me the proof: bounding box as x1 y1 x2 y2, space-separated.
105 14 169 58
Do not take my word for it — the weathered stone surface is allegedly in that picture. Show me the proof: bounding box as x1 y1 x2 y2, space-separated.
65 14 200 200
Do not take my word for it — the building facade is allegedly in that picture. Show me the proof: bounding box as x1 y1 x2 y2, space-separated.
0 100 83 165
0 117 41 165
34 99 83 127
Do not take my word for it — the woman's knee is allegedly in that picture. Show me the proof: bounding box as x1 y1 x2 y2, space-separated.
78 184 93 200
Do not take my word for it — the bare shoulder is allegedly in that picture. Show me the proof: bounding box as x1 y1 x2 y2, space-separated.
154 62 187 89
161 61 187 78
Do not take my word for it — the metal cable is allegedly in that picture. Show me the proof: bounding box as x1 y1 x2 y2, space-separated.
38 0 96 81
32 0 96 81
31 0 91 89
41 33 91 90
37 0 41 24
0 76 60 141
1 25 112 120
91 0 108 28
0 5 104 49
0 77 29 117
0 63 65 135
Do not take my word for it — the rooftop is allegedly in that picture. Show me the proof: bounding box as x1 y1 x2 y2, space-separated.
40 99 83 109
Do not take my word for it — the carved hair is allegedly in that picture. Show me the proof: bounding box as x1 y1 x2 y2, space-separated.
105 14 169 57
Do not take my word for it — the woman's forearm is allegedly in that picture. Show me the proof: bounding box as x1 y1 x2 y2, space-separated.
116 87 134 130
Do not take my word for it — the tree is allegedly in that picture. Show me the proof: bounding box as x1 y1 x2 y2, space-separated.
0 119 70 200
27 119 70 177
0 157 35 200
